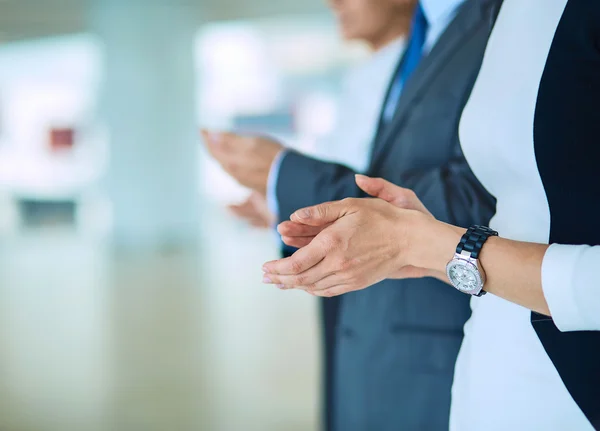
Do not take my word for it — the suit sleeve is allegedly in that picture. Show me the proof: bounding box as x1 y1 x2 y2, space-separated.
275 151 361 224
394 137 496 228
276 137 495 229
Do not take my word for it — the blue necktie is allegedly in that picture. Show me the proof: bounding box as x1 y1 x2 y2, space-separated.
382 3 429 123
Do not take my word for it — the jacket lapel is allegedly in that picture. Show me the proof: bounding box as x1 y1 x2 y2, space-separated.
369 0 495 168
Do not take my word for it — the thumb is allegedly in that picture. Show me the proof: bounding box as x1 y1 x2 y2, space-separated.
356 175 405 204
290 200 351 226
201 129 222 145
201 129 241 150
356 174 432 215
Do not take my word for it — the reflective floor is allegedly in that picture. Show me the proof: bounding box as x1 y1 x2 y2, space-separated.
0 204 320 431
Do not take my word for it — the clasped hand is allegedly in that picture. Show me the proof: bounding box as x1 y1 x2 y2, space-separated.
262 175 450 297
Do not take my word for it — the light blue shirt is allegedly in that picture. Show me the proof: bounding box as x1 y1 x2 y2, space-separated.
268 0 466 220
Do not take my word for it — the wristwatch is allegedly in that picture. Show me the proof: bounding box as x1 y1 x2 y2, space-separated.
446 225 498 297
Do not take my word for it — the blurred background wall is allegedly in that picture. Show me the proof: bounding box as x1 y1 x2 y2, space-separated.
0 0 370 430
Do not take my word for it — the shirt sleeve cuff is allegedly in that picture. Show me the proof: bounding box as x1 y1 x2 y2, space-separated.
542 244 590 332
266 149 288 222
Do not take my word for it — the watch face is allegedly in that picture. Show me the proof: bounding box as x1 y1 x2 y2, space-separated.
446 259 483 294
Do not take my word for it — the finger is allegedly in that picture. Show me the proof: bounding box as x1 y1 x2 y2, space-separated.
249 219 270 228
203 133 228 164
228 201 251 211
313 285 352 298
262 239 327 275
355 175 431 215
289 200 354 227
281 235 314 248
201 129 221 152
200 129 211 144
355 175 407 205
228 203 254 218
277 221 327 238
202 130 244 155
249 196 274 220
228 205 259 223
263 259 337 289
228 207 245 218
214 131 245 153
294 274 343 293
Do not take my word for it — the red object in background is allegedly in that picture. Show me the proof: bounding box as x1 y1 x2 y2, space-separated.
49 128 75 152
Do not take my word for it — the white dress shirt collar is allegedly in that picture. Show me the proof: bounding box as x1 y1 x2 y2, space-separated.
421 0 465 27
373 36 406 61
420 0 466 52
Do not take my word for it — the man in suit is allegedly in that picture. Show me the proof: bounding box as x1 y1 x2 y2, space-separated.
204 0 500 429
207 2 413 431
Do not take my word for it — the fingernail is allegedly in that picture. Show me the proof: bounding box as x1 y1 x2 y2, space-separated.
296 209 311 220
262 275 272 284
277 284 286 290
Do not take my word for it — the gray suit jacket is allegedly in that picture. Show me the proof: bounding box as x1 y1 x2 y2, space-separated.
276 1 499 429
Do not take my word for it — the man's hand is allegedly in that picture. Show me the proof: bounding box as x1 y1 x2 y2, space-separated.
278 174 432 248
202 130 283 195
228 192 275 228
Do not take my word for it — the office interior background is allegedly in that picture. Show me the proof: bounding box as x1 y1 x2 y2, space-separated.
0 0 372 430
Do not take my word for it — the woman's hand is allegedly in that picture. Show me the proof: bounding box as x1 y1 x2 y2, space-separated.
262 176 458 297
278 175 432 248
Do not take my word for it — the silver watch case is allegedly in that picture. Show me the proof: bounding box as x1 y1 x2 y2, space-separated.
446 250 485 296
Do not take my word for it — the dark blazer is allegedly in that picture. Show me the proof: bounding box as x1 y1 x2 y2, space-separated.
276 0 500 429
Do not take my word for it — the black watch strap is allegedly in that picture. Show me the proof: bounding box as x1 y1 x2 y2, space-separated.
456 225 499 260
